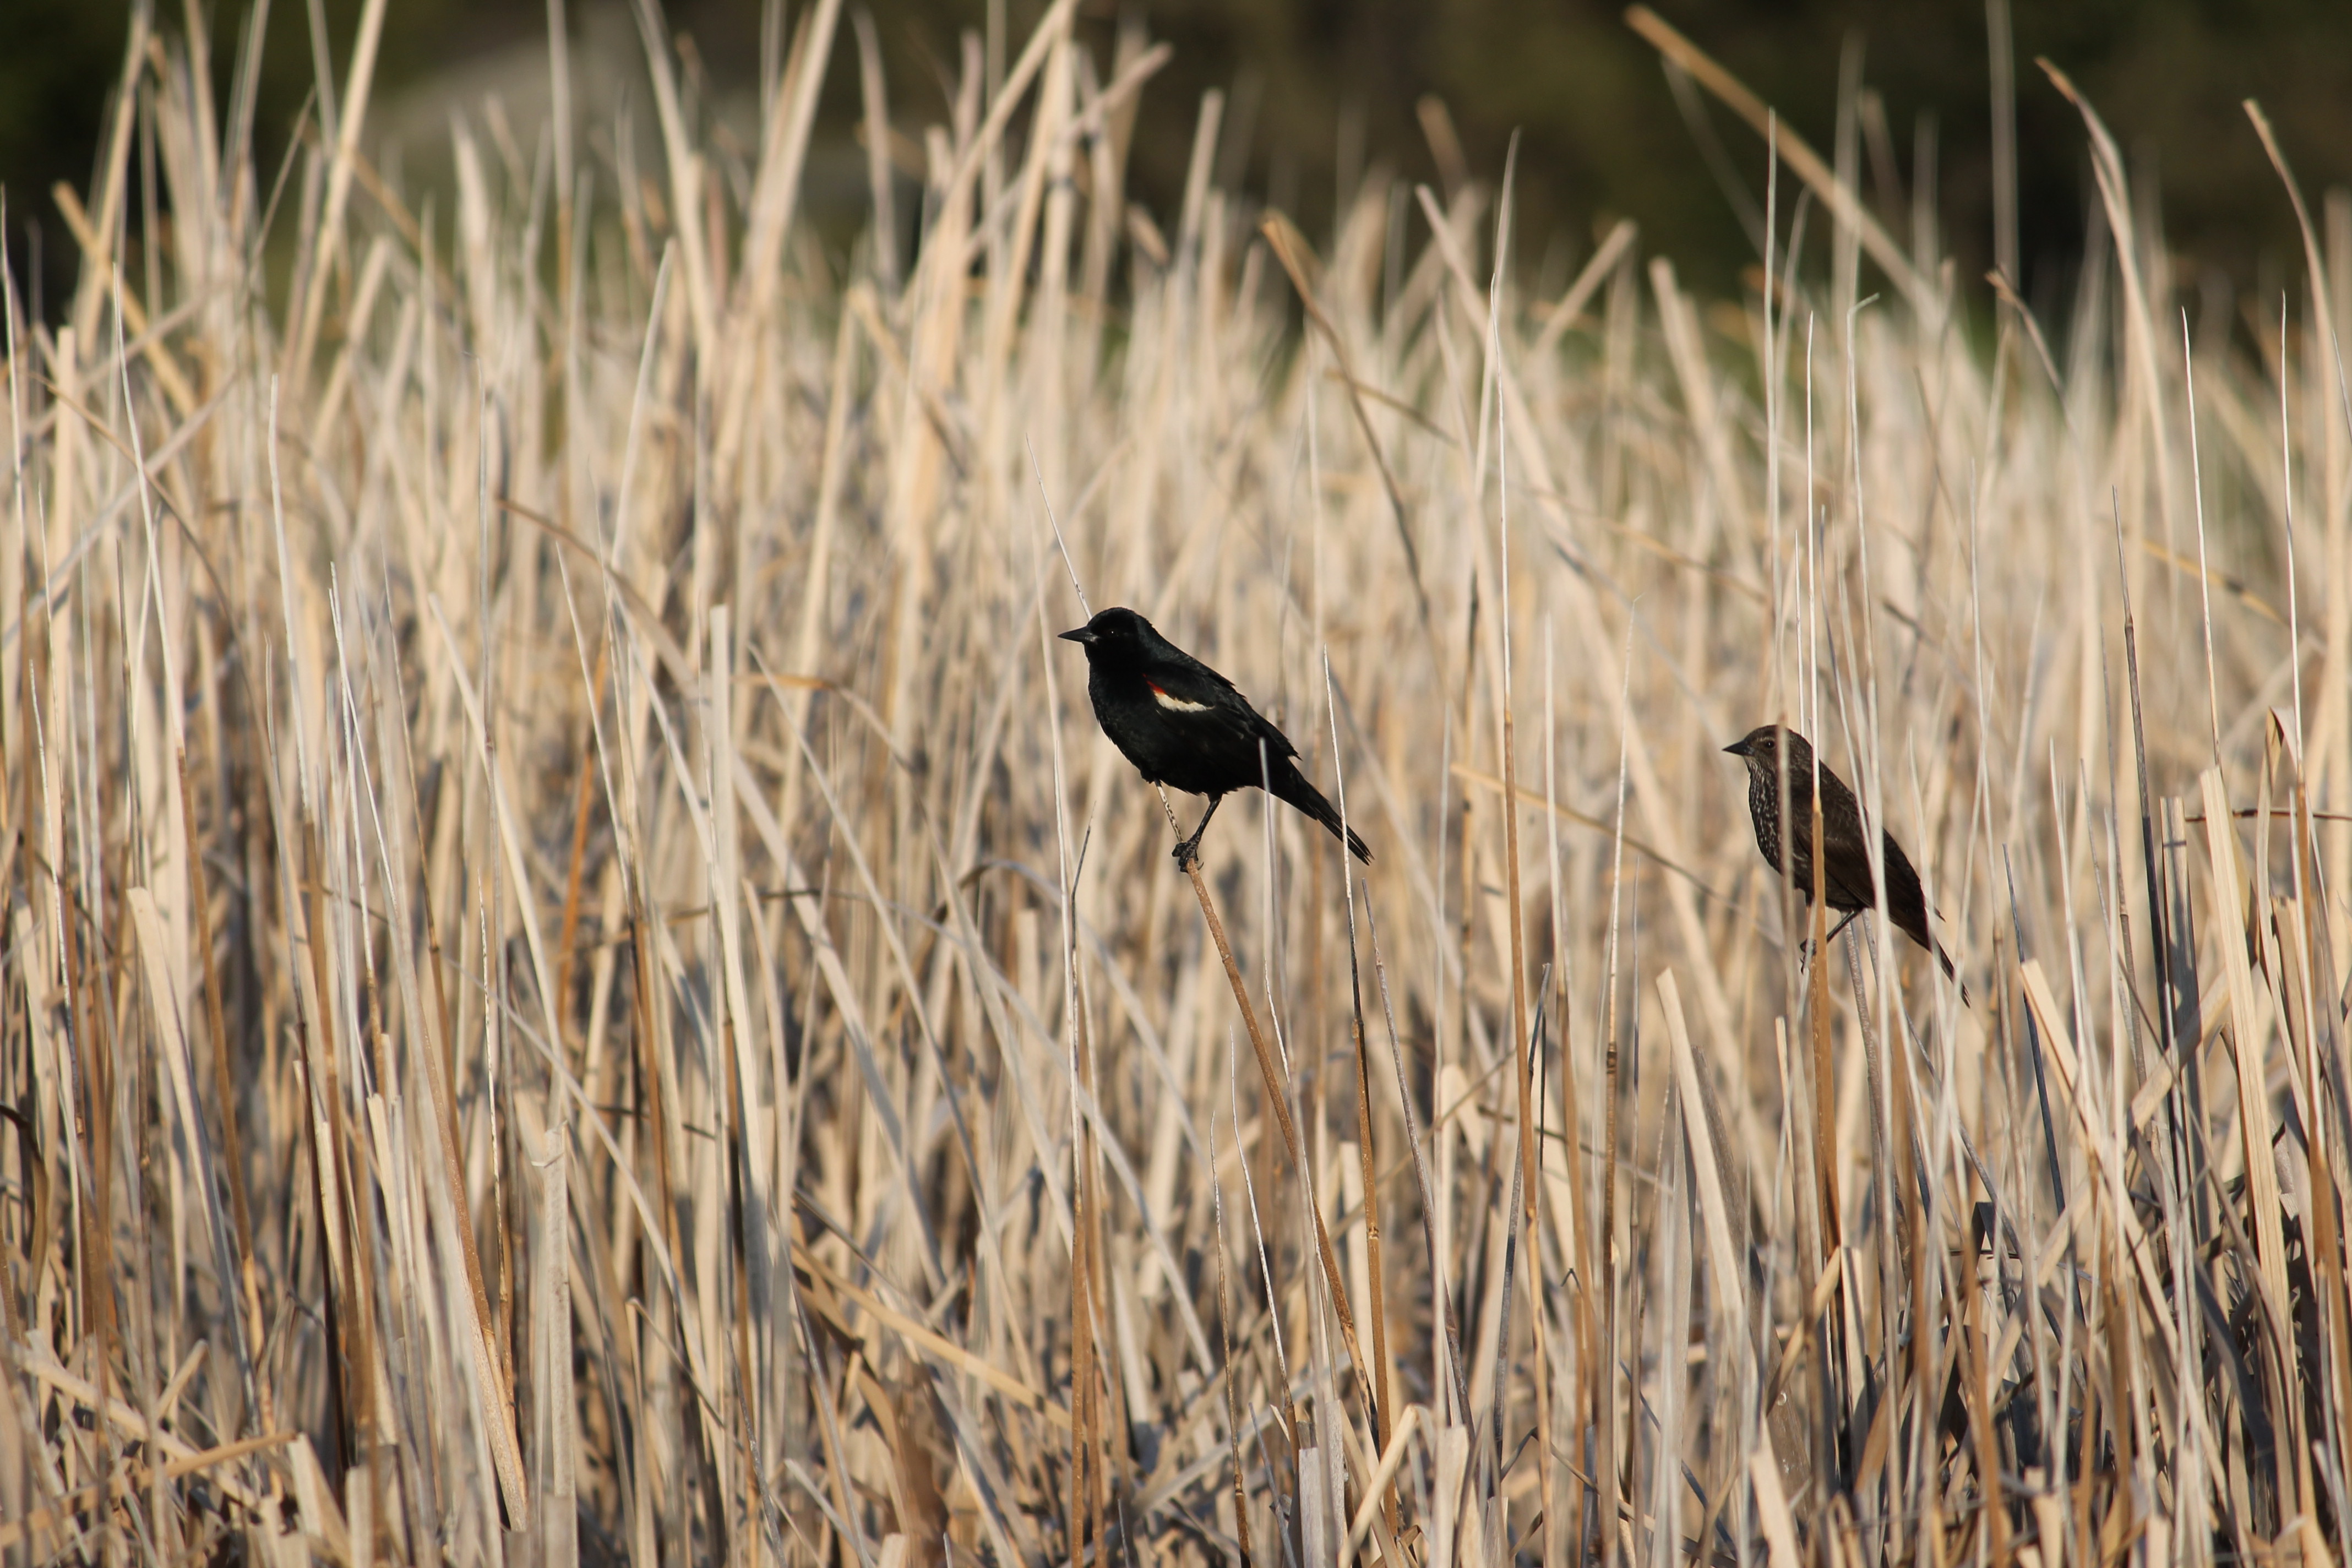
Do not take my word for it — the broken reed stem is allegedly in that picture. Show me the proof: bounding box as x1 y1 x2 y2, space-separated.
1842 923 1898 1252
1597 948 1621 1568
1156 788 1385 1516
1495 565 1553 1568
551 641 612 1035
1209 1113 1254 1568
1085 1129 1109 1559
62 831 121 1528
299 822 386 1533
1343 915 1397 1542
1066 1227 1088 1568
177 745 272 1433
1064 847 1107 1567
1804 791 1847 1468
0 1430 296 1553
1067 1145 1098 1568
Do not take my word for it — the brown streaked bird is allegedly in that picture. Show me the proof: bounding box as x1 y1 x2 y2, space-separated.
1725 723 1962 995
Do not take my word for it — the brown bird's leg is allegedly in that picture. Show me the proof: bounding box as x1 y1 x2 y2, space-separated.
1822 907 1866 947
1794 906 1864 970
1172 794 1223 869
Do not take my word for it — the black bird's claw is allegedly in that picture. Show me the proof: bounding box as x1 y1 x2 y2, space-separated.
1172 839 1201 872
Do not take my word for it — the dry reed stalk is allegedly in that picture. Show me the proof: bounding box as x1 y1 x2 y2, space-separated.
10 4 2352 1564
1326 664 1398 1545
1159 789 1381 1455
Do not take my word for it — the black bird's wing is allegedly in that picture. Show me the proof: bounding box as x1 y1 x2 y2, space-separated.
1244 703 1303 761
1133 652 1232 704
1143 655 1301 761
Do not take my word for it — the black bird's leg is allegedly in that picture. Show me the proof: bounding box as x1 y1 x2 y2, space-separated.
1172 795 1223 869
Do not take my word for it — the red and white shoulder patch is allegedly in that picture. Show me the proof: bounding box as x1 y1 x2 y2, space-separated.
1148 683 1211 713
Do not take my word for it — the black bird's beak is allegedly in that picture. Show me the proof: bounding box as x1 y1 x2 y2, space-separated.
1058 627 1094 645
1723 738 1750 757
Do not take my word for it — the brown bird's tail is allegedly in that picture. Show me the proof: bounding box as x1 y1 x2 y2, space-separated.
1270 763 1373 864
1840 908 1969 1006
1900 914 1969 1005
1931 938 1969 1005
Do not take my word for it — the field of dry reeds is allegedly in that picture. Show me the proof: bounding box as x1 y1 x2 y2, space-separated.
4 2 2351 1565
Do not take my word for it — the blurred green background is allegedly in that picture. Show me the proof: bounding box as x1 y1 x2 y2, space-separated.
5 0 2348 325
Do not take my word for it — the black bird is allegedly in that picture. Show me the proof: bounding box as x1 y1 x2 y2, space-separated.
1725 723 1960 990
1060 607 1371 868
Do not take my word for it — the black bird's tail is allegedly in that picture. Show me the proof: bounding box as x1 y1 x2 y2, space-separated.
1270 763 1373 864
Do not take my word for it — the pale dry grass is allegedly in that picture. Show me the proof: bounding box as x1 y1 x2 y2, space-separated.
3 4 2350 1568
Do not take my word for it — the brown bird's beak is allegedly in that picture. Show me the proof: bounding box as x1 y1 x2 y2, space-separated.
1058 626 1095 645
1723 737 1751 757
